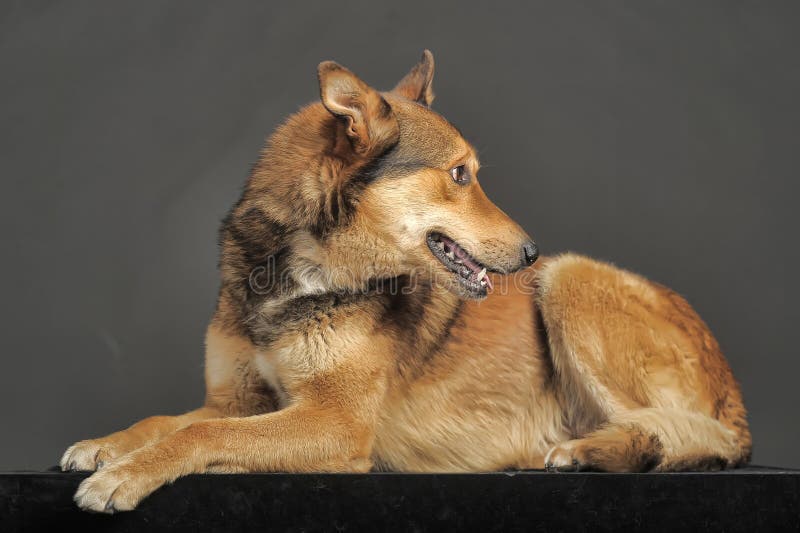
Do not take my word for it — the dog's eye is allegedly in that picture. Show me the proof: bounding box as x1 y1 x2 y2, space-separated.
450 165 469 185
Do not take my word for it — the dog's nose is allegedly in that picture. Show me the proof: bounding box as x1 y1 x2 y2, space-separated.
522 241 539 266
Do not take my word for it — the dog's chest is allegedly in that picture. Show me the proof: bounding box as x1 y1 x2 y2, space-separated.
253 351 289 409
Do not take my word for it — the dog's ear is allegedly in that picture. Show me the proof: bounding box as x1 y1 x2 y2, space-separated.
318 61 398 157
392 50 435 106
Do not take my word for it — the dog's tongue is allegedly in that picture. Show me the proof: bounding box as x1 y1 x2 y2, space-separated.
441 236 494 290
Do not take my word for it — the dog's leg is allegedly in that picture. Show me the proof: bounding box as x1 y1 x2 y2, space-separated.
545 407 741 472
536 254 751 472
73 400 377 513
60 406 222 472
61 323 270 472
74 331 388 514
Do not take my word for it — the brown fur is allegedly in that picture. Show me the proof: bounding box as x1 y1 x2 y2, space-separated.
61 50 750 513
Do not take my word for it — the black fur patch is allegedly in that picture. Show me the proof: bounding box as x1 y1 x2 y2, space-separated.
217 199 297 335
533 295 557 389
248 287 385 346
384 281 465 380
350 144 399 185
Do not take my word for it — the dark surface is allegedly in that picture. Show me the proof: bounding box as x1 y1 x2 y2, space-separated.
1 468 798 532
2 3 800 470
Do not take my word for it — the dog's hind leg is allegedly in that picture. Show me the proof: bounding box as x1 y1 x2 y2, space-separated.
544 407 742 472
536 254 751 472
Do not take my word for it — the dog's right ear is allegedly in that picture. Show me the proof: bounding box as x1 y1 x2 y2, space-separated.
318 61 399 157
392 50 435 106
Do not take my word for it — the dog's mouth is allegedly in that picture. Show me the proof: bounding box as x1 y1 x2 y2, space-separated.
426 232 493 296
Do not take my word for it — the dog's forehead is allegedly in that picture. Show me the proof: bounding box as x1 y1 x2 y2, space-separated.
387 97 470 167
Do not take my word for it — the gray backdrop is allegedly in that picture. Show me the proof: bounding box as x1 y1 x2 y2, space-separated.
1 1 798 470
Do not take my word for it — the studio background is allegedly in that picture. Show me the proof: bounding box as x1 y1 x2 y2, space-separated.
1 1 798 470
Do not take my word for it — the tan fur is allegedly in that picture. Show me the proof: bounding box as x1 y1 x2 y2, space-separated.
62 51 750 513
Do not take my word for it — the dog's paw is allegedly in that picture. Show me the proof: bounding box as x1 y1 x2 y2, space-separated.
60 439 120 472
544 440 594 472
73 458 161 513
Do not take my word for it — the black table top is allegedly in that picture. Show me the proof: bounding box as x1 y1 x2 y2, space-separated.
2 466 798 532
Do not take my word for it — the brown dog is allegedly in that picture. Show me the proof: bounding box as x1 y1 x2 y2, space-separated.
61 50 751 513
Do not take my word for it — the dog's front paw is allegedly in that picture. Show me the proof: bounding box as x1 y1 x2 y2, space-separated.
60 440 120 472
73 457 163 513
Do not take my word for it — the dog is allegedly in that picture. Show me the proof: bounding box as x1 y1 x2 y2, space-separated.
61 50 751 513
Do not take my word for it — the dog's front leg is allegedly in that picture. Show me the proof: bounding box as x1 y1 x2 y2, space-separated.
73 358 387 513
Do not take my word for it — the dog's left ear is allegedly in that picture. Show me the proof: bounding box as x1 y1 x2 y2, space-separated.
392 50 435 106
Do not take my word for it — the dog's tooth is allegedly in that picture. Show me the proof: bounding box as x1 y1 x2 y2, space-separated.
477 268 487 281
446 251 455 260
480 279 487 286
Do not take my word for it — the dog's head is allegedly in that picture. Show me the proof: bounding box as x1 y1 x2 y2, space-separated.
248 51 537 300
